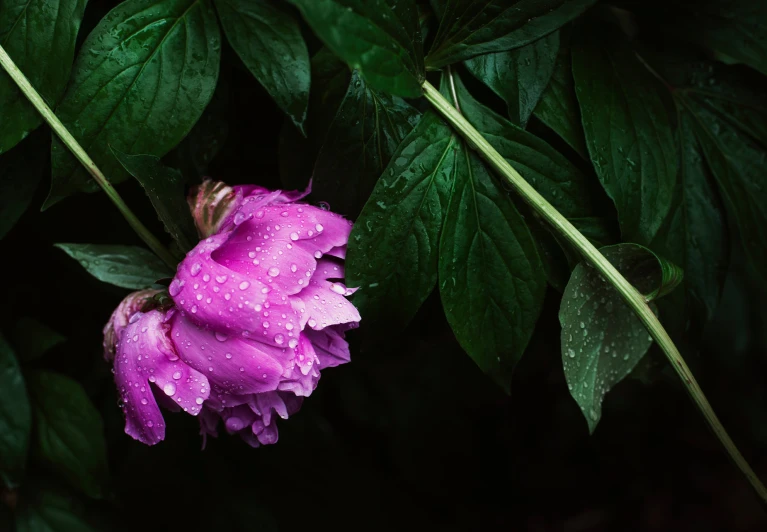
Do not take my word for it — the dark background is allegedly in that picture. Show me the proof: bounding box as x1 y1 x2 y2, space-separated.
2 1 767 530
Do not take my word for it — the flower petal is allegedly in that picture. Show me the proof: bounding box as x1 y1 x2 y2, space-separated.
290 276 361 331
114 310 210 445
304 326 351 368
170 313 289 395
170 233 301 343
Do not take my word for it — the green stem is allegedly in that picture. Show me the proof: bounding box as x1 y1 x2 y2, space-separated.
422 79 767 503
0 45 177 269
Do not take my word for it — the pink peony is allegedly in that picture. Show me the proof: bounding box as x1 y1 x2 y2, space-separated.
104 182 359 446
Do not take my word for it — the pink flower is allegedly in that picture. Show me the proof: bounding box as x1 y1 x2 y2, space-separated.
104 182 359 446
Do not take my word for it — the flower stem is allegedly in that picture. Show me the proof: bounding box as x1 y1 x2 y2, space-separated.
422 79 767 502
0 44 177 269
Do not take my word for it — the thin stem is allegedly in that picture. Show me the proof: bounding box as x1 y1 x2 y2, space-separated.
0 44 177 269
422 79 767 503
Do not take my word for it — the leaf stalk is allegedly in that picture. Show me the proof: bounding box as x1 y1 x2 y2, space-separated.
0 44 177 269
422 79 767 503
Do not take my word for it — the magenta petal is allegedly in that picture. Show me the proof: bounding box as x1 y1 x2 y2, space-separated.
171 313 288 395
170 233 301 341
114 310 210 445
291 276 361 331
304 326 351 368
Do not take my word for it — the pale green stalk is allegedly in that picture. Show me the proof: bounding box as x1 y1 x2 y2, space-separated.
0 45 177 269
422 79 767 503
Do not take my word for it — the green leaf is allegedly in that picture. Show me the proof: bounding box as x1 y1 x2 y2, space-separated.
0 0 87 153
47 0 221 207
9 318 66 363
452 71 595 220
572 32 677 244
15 491 96 532
465 31 560 127
439 142 546 392
0 333 30 488
27 371 109 499
165 73 230 181
560 244 682 432
279 48 351 190
663 1 767 76
0 132 46 239
215 0 310 132
287 0 424 98
533 48 588 159
425 0 596 68
112 150 198 253
55 243 174 290
652 108 728 321
313 70 421 217
347 112 456 326
675 76 767 282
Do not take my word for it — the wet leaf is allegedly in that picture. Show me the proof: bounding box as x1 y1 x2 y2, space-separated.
28 371 109 499
425 0 596 68
452 71 594 220
440 142 546 392
113 150 198 254
572 31 677 244
0 333 30 488
313 70 421 217
465 31 560 127
0 0 87 153
533 48 588 159
652 108 728 321
47 0 221 207
347 112 456 327
55 243 174 290
288 0 424 97
215 0 310 133
560 244 682 433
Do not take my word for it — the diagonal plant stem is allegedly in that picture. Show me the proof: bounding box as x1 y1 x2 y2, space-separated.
0 44 177 269
422 79 767 503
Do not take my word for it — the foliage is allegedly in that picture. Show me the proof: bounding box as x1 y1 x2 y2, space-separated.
1 0 766 528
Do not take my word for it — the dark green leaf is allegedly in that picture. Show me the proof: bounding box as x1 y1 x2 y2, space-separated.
676 80 767 282
215 0 310 132
279 48 350 190
0 333 30 488
452 71 594 220
0 132 46 239
0 0 87 153
9 318 66 363
465 31 560 127
572 33 677 244
347 112 456 326
47 0 221 207
313 70 421 217
112 150 198 253
27 371 109 499
652 108 728 321
533 48 588 159
425 0 596 68
287 0 424 97
165 73 230 181
15 491 96 532
439 142 546 392
560 244 682 432
663 1 767 76
55 243 174 289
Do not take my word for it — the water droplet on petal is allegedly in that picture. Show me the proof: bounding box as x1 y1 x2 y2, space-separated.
239 281 250 290
163 383 176 396
268 267 280 277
